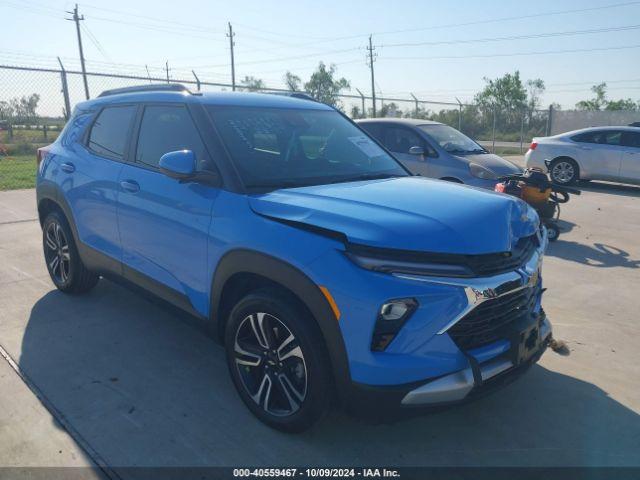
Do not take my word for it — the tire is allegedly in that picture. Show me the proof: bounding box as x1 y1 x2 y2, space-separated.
549 157 579 186
224 288 332 433
42 211 99 294
546 223 560 242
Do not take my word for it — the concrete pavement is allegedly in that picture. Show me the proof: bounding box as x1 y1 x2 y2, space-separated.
0 182 639 470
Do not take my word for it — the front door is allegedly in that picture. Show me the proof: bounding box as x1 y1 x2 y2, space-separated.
381 126 432 176
117 104 219 315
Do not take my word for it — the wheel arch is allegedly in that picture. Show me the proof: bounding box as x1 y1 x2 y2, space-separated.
37 185 79 242
210 249 352 400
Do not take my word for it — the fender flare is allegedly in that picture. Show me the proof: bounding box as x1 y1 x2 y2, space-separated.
37 182 80 244
210 249 352 398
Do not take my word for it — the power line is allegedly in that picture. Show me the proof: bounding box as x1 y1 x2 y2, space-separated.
81 23 110 61
366 1 640 38
379 23 640 49
382 43 640 61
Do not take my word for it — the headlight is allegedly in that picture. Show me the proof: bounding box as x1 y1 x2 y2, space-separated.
345 247 472 277
469 162 498 180
372 298 418 351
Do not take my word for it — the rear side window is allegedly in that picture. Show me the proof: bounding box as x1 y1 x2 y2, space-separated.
622 131 640 148
135 105 210 169
87 106 136 160
571 130 622 146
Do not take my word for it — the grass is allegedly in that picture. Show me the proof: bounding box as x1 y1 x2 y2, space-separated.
0 154 37 190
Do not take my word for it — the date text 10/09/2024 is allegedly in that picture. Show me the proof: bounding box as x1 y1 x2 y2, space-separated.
233 468 401 478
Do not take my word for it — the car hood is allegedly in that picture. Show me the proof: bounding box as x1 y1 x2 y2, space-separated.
455 153 522 175
249 177 538 254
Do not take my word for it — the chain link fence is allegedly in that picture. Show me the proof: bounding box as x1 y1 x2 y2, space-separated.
1 64 549 191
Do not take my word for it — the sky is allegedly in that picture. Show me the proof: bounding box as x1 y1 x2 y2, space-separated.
1 0 640 114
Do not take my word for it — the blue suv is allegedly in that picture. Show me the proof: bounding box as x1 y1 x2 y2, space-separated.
36 84 551 432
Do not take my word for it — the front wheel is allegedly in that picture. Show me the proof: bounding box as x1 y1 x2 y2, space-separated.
42 211 99 293
224 289 332 432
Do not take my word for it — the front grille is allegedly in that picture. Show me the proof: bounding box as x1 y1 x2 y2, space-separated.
346 234 538 278
466 235 538 277
448 286 539 351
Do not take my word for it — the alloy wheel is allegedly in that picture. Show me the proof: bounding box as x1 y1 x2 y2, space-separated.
44 221 71 284
233 312 308 417
551 161 575 184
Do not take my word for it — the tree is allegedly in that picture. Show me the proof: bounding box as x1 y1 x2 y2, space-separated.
283 71 301 91
526 78 545 120
240 76 265 92
0 94 40 123
576 83 608 110
304 62 350 109
605 98 638 111
474 71 527 114
379 102 402 118
350 105 362 119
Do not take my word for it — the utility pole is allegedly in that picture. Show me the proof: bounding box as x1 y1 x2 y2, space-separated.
227 22 236 91
66 4 89 99
366 35 376 117
165 61 170 83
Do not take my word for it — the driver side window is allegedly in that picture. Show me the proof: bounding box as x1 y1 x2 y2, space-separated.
382 126 436 157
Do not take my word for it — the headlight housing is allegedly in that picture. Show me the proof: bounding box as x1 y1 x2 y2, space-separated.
469 162 498 180
371 298 418 351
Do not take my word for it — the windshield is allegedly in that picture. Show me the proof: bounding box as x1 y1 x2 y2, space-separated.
419 124 486 155
208 106 407 189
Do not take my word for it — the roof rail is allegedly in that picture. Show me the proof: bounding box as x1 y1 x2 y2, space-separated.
268 91 317 102
97 83 191 98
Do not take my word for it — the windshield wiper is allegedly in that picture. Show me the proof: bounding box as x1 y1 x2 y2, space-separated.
244 179 309 190
329 172 402 184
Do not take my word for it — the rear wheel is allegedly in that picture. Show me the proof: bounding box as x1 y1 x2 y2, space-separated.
224 289 332 432
42 211 99 293
549 157 579 185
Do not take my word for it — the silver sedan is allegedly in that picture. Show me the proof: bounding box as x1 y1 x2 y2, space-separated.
525 126 640 186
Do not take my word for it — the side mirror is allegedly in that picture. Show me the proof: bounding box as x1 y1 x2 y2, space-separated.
409 145 425 156
159 150 196 180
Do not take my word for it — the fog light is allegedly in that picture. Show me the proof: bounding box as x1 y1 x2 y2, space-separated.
380 301 411 321
371 298 418 351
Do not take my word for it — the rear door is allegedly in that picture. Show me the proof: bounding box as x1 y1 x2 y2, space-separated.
620 130 640 184
572 130 624 180
117 103 220 314
62 104 136 265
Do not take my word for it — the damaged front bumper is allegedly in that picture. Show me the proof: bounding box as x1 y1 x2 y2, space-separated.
401 314 552 405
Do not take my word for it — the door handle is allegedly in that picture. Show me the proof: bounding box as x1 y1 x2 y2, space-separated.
120 180 140 193
60 162 75 173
